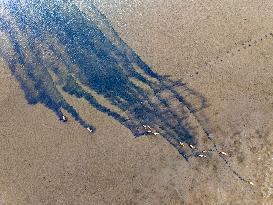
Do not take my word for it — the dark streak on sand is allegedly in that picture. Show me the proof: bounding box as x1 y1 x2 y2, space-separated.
0 0 210 160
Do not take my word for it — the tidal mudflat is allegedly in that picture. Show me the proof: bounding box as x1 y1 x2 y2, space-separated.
0 0 272 204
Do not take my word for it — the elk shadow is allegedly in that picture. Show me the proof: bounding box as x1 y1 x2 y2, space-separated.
0 0 209 159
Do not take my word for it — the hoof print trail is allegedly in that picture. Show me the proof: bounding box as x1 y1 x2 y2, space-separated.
206 31 273 66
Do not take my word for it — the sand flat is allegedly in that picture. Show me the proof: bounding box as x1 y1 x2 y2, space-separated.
0 0 273 204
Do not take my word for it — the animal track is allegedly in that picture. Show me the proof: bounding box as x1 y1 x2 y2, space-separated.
204 32 273 66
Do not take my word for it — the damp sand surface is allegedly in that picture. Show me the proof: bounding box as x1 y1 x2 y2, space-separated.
0 0 273 204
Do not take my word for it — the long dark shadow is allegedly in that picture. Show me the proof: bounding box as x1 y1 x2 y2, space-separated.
0 0 210 159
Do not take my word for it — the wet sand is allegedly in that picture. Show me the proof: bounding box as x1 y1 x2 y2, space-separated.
0 0 273 204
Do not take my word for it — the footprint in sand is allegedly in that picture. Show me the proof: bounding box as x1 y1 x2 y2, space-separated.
204 32 273 66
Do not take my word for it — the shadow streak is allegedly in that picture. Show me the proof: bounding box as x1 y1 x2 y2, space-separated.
0 0 210 159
